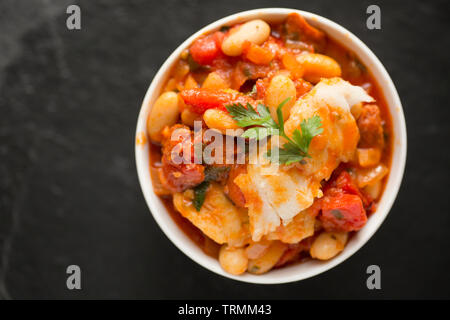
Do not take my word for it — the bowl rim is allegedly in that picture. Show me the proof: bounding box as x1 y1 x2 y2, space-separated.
135 8 407 284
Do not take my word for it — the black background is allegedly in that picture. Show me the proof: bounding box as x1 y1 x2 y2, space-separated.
0 0 449 299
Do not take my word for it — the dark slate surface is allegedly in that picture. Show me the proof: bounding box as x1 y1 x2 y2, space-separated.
0 0 449 299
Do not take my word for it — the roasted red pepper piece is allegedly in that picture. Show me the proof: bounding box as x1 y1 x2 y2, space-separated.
180 88 256 113
320 193 367 232
324 170 372 209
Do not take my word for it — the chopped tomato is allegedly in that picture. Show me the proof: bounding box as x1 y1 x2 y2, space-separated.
323 170 372 208
327 170 360 196
213 31 225 46
189 32 223 65
180 88 256 113
318 170 372 231
320 193 367 232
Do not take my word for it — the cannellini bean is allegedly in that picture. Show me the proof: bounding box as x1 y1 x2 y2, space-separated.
357 148 381 168
203 109 240 135
247 241 287 274
310 232 348 260
202 72 229 90
219 245 248 275
264 75 297 121
221 19 271 56
296 53 341 83
181 108 201 127
356 164 388 188
364 180 382 200
147 92 180 142
173 60 190 80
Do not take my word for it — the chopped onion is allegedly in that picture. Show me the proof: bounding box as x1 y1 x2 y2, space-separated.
357 148 381 168
364 180 382 199
245 241 271 259
356 164 388 188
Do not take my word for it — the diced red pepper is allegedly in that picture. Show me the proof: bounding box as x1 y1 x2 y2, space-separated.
189 32 223 65
320 193 367 232
329 171 360 195
324 170 372 209
180 88 256 113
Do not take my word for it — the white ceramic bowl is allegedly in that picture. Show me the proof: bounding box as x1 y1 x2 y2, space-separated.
135 8 407 284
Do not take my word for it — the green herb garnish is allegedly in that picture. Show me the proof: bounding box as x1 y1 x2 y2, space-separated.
226 98 324 165
193 181 210 211
331 209 343 220
192 166 231 211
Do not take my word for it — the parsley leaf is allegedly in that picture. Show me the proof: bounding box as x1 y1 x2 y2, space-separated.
226 103 276 128
267 147 306 165
241 127 278 140
193 181 210 211
297 116 324 154
225 98 323 165
193 166 231 211
331 209 343 220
